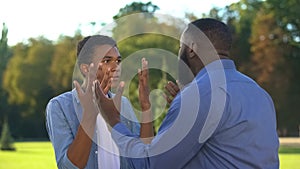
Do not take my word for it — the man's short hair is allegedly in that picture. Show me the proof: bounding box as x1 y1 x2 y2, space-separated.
190 18 232 54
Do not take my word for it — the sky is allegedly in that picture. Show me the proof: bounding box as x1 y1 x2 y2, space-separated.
0 0 239 46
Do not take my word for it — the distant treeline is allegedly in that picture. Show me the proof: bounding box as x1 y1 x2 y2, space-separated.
0 0 299 139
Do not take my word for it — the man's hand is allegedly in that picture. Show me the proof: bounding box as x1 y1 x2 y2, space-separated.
94 79 124 127
138 58 151 112
138 58 154 143
164 80 182 104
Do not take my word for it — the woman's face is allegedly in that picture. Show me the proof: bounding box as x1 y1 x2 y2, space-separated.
92 45 122 89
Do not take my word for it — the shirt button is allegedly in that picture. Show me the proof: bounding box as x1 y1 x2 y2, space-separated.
95 151 98 154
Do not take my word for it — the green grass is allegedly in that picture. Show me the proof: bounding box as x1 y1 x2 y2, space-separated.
0 142 299 169
279 146 300 169
0 142 57 169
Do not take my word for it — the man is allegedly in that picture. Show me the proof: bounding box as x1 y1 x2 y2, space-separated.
96 18 279 168
46 35 144 169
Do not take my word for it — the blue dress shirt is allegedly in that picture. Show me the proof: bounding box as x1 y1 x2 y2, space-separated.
46 89 140 169
111 59 279 169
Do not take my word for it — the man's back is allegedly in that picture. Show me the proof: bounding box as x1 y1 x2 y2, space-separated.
186 59 279 168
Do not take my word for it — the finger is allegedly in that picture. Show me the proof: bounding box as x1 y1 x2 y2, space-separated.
95 80 106 101
96 62 103 79
138 68 142 83
113 81 125 111
169 81 180 93
142 58 149 81
100 68 111 91
176 80 183 90
74 80 84 97
165 82 177 97
163 93 173 104
103 78 112 95
87 63 97 92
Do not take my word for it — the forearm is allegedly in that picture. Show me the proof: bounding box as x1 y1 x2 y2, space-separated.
140 109 154 144
67 111 97 169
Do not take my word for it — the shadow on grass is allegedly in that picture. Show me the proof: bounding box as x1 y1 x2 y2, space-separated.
279 147 300 154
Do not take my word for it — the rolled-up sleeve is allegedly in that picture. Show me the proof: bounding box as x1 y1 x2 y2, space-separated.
46 99 79 169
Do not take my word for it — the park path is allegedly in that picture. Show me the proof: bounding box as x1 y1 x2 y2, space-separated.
279 137 300 147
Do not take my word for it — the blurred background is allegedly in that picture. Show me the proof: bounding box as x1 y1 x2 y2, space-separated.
0 0 299 168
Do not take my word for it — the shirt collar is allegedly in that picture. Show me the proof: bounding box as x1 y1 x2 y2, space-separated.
197 59 236 78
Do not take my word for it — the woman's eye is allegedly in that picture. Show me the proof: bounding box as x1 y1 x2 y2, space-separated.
103 60 109 63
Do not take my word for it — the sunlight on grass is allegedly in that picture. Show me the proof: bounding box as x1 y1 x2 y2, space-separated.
279 146 300 169
0 142 299 169
0 142 57 169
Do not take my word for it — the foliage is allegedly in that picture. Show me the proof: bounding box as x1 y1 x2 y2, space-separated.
204 0 300 136
267 0 300 47
112 2 183 131
0 0 299 138
0 23 13 130
249 8 295 132
49 34 82 95
0 119 15 151
2 37 55 138
3 38 54 108
113 1 159 20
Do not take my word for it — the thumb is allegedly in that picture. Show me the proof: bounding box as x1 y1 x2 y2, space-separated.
74 80 84 97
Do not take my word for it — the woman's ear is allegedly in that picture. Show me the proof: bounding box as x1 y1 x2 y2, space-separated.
80 64 89 77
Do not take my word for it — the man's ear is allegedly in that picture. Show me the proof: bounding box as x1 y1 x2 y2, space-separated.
188 43 197 59
80 64 89 77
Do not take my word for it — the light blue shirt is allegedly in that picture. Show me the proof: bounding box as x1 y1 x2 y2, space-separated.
46 89 140 169
111 59 279 169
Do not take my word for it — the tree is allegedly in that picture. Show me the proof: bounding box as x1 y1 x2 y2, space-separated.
250 9 294 135
113 1 159 20
111 2 183 131
222 0 263 73
0 118 15 151
49 34 82 95
3 37 55 138
265 0 300 135
267 0 300 48
0 23 12 132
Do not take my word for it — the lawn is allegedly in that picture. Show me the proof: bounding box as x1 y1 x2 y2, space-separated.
0 142 56 169
279 146 300 169
0 142 299 169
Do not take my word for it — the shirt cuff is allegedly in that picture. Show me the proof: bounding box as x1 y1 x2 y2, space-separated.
59 152 79 169
112 122 133 136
